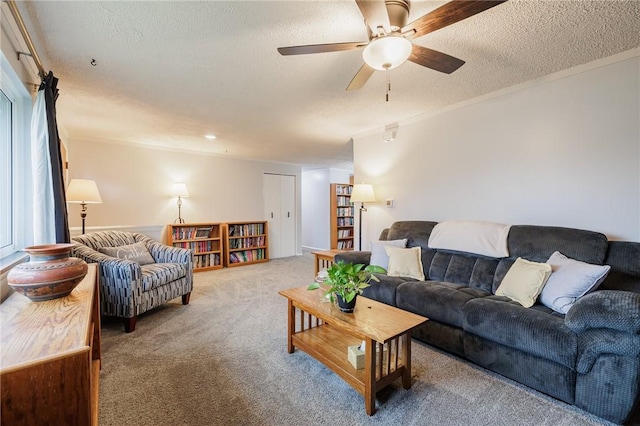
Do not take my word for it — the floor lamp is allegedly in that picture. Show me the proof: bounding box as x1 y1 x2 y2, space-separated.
172 183 189 224
350 184 376 251
66 179 102 234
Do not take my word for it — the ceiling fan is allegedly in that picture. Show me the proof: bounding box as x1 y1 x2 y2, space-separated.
277 0 507 91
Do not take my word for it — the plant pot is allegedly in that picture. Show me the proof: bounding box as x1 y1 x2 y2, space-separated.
336 293 357 313
7 243 88 302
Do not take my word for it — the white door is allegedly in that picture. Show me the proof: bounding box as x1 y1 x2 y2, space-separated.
263 174 296 258
279 175 296 257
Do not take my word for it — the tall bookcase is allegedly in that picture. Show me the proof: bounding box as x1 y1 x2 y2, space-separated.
223 221 269 267
330 183 354 250
166 223 223 272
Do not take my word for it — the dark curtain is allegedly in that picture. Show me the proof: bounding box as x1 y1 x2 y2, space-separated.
40 71 70 243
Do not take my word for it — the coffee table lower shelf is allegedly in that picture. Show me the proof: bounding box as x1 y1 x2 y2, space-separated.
292 324 409 400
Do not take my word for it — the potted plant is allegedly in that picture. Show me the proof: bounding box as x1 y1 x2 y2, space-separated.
308 261 386 313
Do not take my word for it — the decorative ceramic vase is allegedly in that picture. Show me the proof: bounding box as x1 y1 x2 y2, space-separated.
7 243 88 301
336 293 357 313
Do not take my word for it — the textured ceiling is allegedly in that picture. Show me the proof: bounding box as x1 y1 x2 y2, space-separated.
15 1 640 167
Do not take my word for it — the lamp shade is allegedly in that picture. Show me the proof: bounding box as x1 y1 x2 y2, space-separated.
362 35 412 71
171 183 189 197
66 179 102 204
350 184 376 203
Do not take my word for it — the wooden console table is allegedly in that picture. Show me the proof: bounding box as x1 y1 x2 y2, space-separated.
312 249 347 275
1 264 101 425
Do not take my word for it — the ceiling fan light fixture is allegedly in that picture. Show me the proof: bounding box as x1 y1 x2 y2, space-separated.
362 35 412 71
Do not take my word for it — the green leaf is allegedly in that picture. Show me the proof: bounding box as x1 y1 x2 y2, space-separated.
307 282 320 291
366 265 387 274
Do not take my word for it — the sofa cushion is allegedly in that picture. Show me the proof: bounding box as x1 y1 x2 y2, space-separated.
540 251 611 314
386 246 425 280
428 252 499 293
99 241 155 265
369 238 407 270
141 263 187 291
363 274 417 307
397 281 490 328
507 225 608 264
495 258 552 308
601 241 640 292
386 221 437 250
463 296 578 369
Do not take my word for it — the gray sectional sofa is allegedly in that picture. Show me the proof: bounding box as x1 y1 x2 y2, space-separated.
335 221 640 424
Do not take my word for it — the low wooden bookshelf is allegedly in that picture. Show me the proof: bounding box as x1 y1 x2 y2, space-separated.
223 221 269 267
167 223 223 272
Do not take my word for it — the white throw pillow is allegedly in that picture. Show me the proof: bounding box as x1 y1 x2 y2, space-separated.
370 239 408 270
428 220 511 258
539 251 611 314
385 246 425 281
496 258 552 308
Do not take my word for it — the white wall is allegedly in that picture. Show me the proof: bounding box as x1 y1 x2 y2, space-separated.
301 167 352 250
354 53 640 245
68 139 303 251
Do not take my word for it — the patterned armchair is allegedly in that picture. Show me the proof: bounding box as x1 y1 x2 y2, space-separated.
71 230 193 332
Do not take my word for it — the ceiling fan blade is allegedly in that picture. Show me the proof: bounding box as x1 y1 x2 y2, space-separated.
346 63 375 91
355 0 391 34
408 45 465 74
403 1 507 39
277 42 367 56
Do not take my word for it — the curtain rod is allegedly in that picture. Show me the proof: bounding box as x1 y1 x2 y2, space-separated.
5 0 46 80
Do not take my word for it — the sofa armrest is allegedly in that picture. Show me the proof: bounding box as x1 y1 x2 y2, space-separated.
565 290 640 334
334 251 371 265
575 328 640 374
147 241 193 265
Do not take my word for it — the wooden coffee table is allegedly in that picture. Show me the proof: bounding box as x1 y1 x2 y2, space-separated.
278 286 428 415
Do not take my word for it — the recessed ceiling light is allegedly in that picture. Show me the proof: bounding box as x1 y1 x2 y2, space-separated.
205 134 216 140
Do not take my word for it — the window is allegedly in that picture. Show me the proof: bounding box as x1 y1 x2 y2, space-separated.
0 52 32 263
0 89 12 256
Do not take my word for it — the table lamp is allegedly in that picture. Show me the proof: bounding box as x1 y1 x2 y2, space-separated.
172 183 189 224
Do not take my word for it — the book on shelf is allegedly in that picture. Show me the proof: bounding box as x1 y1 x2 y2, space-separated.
335 185 352 195
337 240 354 249
172 225 216 240
229 249 265 264
228 223 265 237
194 253 220 269
195 227 213 239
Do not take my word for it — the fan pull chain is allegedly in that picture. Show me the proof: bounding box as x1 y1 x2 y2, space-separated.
386 67 391 102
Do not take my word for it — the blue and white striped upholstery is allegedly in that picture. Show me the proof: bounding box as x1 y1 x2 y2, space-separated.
71 231 193 324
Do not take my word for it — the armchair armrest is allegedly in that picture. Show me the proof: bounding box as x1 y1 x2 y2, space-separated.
72 243 142 292
565 290 640 334
335 251 371 266
146 241 193 265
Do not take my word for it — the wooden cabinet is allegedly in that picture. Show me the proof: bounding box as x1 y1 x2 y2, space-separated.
330 183 354 250
1 264 101 426
223 221 269 267
167 223 223 272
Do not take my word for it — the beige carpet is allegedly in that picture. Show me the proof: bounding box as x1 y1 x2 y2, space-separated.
98 252 613 426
